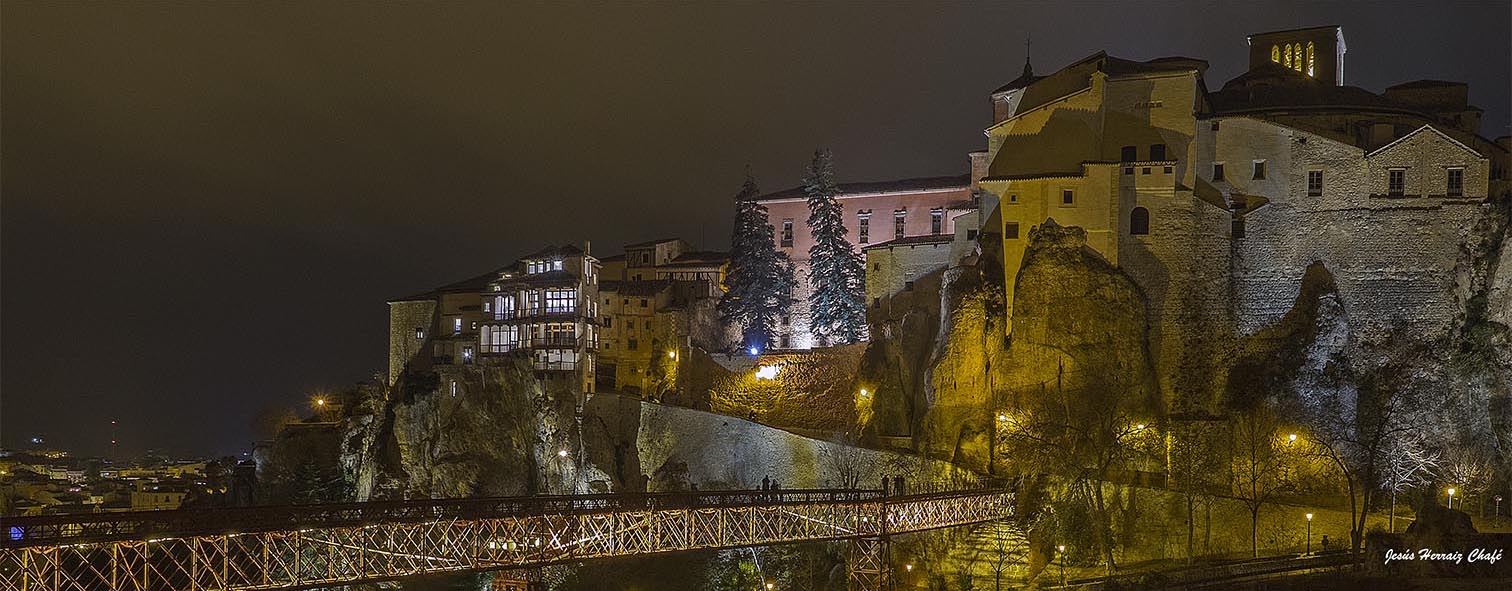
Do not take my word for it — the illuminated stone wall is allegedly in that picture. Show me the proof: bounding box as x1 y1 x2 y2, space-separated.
386 299 436 384
677 345 866 433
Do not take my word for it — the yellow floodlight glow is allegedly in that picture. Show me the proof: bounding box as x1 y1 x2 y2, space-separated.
755 364 781 380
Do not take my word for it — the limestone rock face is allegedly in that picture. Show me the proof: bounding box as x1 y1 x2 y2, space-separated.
905 223 1158 471
342 361 582 501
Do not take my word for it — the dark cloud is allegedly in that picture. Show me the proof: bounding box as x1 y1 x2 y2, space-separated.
4 2 1507 456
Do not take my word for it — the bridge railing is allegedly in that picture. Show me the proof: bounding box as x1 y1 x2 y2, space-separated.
0 488 891 548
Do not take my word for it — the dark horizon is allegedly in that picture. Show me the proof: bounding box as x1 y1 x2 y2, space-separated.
4 2 1509 458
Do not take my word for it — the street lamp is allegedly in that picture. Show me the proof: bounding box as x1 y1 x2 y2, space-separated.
765 582 773 590
1288 433 1298 443
859 388 869 398
1496 495 1503 518
1057 544 1066 586
668 350 677 359
558 449 569 458
1448 488 1457 509
1305 513 1313 555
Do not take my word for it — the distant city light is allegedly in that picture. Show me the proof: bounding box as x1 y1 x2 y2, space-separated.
754 364 781 380
316 398 326 406
29 437 42 445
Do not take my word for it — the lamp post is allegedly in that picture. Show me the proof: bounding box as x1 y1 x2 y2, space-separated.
1448 488 1457 510
1305 513 1313 555
1057 544 1066 587
1496 495 1503 519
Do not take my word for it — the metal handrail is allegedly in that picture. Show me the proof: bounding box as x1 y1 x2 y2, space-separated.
1 487 921 548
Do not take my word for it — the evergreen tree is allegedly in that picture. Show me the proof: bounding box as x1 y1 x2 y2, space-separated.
718 172 795 351
803 148 867 345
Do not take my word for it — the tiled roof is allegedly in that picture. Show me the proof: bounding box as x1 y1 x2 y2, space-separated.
1210 64 1430 117
388 267 505 303
861 234 955 250
1386 79 1466 91
518 244 584 260
623 237 684 249
757 174 971 201
600 279 674 296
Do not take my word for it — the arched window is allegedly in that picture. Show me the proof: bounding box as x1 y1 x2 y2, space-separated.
1306 42 1315 76
1283 44 1292 68
1131 207 1150 235
480 325 491 349
1294 45 1304 71
1271 45 1280 63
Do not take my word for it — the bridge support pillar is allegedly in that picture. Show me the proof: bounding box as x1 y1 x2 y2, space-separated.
847 536 890 591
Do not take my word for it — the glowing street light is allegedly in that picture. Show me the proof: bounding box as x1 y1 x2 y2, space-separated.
668 350 677 359
1136 423 1146 431
749 347 759 356
1057 545 1067 586
765 582 774 590
316 398 326 407
905 563 913 572
557 449 569 458
754 364 781 380
1448 487 1457 509
1288 433 1298 442
1305 513 1313 555
858 388 869 397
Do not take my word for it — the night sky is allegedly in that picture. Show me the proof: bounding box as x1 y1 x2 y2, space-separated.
3 2 1508 458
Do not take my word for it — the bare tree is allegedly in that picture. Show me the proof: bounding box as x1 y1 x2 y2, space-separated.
1230 404 1298 558
1293 355 1427 553
823 435 870 490
1379 435 1438 532
1169 415 1226 562
998 363 1157 575
1440 444 1493 515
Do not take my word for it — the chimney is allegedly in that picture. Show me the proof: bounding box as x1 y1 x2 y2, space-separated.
583 240 591 256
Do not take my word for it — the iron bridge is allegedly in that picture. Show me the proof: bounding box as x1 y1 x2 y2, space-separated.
1 487 1014 591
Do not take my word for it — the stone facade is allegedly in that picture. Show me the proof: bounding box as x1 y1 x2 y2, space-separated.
596 238 730 395
386 244 602 405
862 235 955 315
972 29 1504 410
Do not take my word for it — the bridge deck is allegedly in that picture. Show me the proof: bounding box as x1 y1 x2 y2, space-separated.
1 487 1014 591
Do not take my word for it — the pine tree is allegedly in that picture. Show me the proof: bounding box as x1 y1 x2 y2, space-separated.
718 172 796 351
803 149 867 345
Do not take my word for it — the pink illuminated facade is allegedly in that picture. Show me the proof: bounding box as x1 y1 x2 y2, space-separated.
757 175 976 348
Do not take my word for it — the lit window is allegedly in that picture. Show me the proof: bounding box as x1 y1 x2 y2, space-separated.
1306 42 1315 76
1447 168 1464 197
1307 171 1323 196
1295 45 1304 72
1389 169 1406 196
1130 207 1150 235
462 346 474 361
1283 44 1292 69
1271 45 1280 63
930 208 944 235
553 259 563 271
858 210 871 243
781 219 794 247
415 327 425 340
1062 189 1074 205
453 318 462 334
545 288 577 314
893 209 906 239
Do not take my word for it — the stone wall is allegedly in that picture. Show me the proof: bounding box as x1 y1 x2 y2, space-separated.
387 300 436 384
583 394 973 492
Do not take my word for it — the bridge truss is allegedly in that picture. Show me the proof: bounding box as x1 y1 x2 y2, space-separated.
2 488 1013 591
